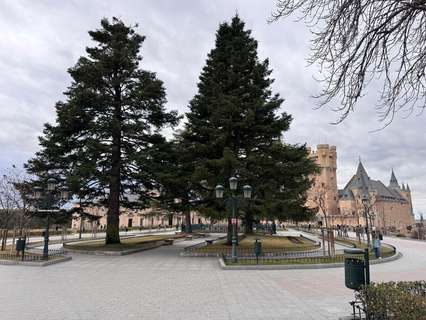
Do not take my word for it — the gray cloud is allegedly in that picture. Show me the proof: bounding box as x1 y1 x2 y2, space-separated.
0 0 424 217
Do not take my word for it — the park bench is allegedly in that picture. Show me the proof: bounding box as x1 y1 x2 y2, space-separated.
185 235 193 240
163 239 174 246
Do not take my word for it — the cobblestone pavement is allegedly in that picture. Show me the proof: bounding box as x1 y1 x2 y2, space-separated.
0 233 425 320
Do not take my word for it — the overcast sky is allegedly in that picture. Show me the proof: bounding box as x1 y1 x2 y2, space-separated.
0 0 424 217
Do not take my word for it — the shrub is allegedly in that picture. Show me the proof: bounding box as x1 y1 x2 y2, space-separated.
356 281 426 320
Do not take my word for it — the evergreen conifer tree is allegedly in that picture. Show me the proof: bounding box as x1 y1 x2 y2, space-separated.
27 18 179 244
182 15 317 239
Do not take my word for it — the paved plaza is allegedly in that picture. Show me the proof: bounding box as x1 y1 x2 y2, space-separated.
1 233 425 320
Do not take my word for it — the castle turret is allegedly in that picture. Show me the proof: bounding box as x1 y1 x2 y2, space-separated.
389 169 400 190
309 144 339 215
398 180 414 216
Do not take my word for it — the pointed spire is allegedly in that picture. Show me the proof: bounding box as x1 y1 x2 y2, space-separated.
355 159 370 193
356 160 369 178
402 183 406 191
389 169 400 189
406 184 411 192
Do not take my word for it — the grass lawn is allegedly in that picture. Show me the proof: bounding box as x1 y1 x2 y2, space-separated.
192 234 318 254
334 237 395 256
65 234 175 251
225 237 396 265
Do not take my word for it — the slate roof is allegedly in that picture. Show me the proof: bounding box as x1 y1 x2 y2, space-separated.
339 161 408 203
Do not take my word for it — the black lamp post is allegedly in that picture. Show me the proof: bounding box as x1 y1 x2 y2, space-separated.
33 178 69 260
362 194 371 249
215 177 252 263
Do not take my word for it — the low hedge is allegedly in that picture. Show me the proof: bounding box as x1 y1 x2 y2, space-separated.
356 281 426 320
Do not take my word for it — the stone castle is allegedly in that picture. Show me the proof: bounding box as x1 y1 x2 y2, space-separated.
307 144 415 234
71 143 415 233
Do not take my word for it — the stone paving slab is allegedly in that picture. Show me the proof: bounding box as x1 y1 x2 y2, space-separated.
0 234 425 320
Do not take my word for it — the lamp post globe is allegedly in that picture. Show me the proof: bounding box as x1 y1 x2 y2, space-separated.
60 186 70 200
229 177 238 191
243 185 252 199
33 186 43 200
215 185 224 199
47 178 57 191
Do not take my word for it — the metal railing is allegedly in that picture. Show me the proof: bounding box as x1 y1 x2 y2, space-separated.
222 244 396 265
0 248 65 262
222 253 347 265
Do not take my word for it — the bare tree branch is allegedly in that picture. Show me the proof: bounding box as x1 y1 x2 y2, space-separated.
272 0 426 125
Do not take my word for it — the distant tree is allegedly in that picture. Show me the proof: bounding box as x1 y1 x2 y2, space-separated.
311 184 336 256
27 18 179 244
0 167 31 231
182 15 317 241
150 136 198 233
311 185 331 231
271 1 426 125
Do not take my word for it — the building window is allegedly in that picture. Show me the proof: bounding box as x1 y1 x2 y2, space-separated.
128 218 133 228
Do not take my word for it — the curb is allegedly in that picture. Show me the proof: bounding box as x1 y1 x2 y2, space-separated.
63 241 163 256
0 256 72 267
218 251 403 270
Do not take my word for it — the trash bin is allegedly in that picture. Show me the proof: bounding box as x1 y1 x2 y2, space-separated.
344 248 365 290
15 238 26 252
254 239 262 257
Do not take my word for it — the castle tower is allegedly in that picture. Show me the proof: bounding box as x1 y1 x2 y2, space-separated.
388 169 401 190
400 184 414 215
389 170 414 217
309 144 339 215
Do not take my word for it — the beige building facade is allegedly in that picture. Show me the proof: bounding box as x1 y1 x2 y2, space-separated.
308 144 415 234
71 205 209 231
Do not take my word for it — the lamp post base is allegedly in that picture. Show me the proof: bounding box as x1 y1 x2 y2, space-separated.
231 239 237 263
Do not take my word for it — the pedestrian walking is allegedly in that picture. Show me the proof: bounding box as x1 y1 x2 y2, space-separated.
373 234 381 259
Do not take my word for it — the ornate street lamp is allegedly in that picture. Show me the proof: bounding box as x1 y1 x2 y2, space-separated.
362 193 371 248
215 177 252 263
32 178 69 260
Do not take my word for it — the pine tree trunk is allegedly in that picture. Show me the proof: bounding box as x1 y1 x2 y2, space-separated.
244 213 254 234
184 209 192 233
106 147 121 244
106 85 122 245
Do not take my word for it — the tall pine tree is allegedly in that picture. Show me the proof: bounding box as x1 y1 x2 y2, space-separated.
182 16 317 238
27 18 179 244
